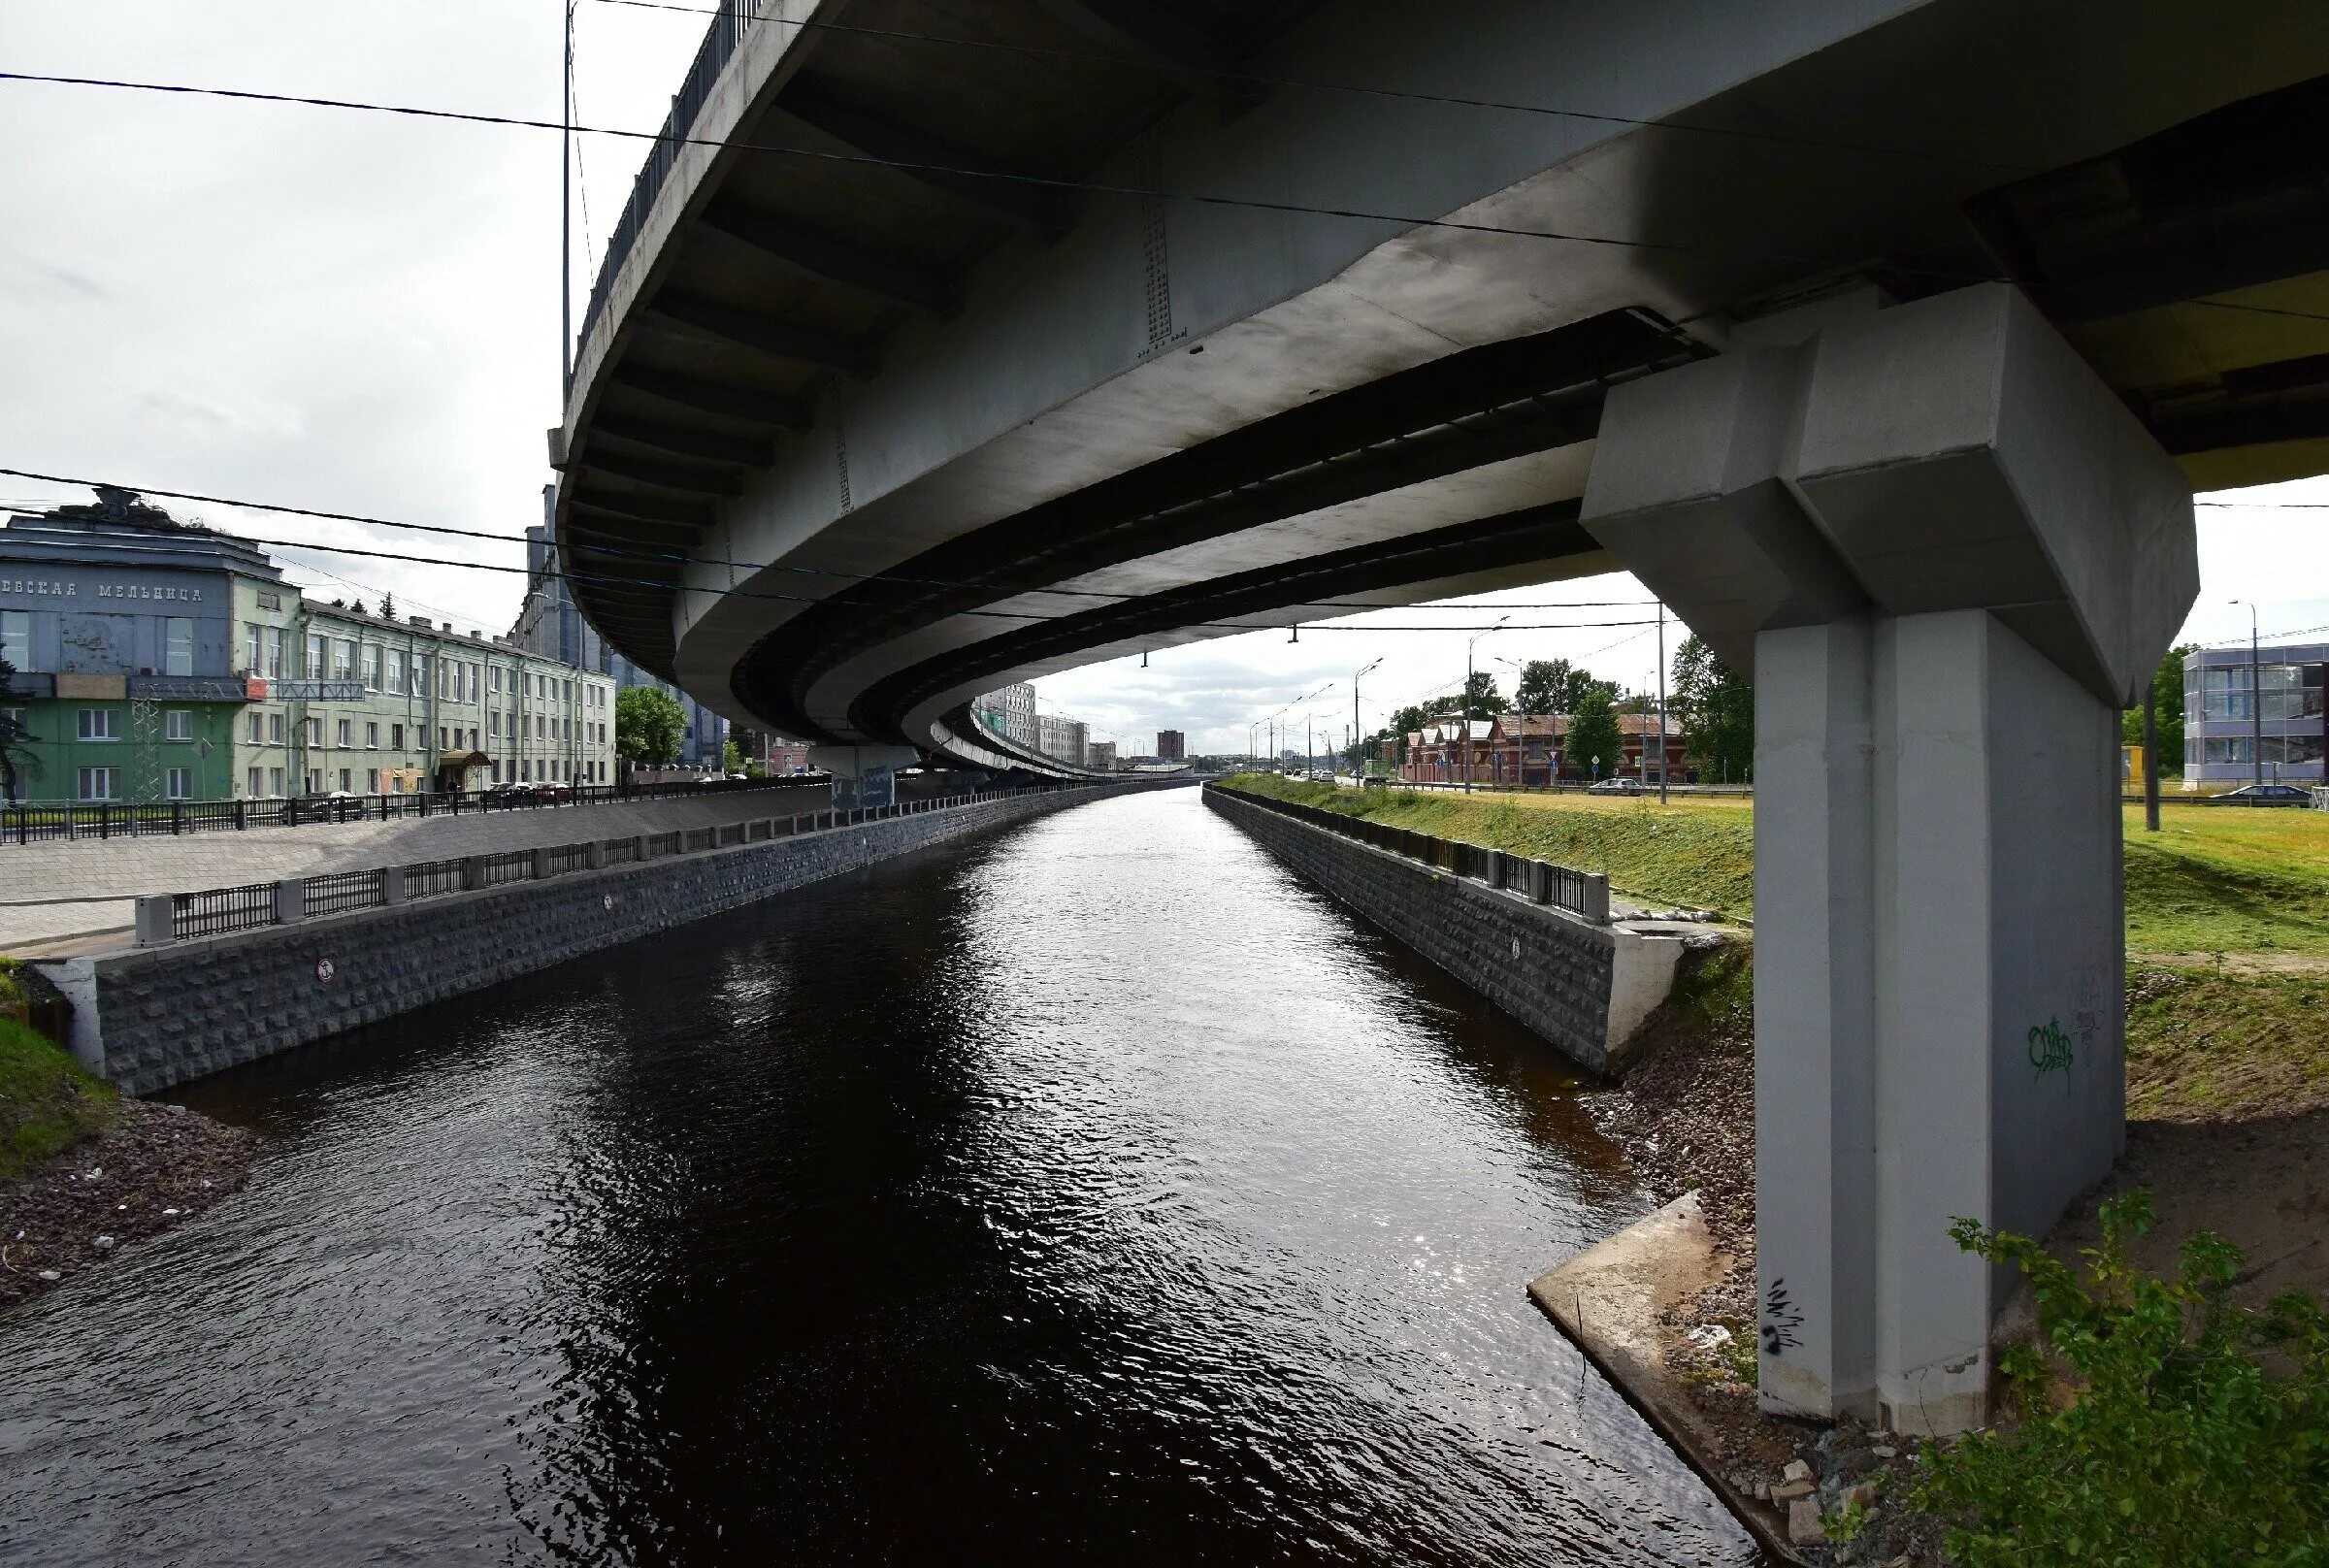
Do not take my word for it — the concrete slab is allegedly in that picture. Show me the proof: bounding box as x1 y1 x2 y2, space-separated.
1528 1193 1807 1565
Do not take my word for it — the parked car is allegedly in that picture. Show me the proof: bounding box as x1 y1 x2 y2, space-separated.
2200 783 2312 807
1361 775 1390 789
1588 776 1645 796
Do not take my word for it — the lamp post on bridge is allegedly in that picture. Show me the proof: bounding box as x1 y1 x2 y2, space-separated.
1463 616 1509 795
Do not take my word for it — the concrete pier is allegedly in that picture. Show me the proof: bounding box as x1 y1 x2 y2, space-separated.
1583 284 2197 1431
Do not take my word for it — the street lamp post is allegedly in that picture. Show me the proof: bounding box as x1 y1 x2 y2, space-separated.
1352 656 1380 782
1463 616 1509 795
2233 600 2263 790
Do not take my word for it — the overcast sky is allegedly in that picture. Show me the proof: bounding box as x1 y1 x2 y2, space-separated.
5 0 2324 758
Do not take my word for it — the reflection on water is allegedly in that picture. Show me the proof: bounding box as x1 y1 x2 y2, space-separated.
0 790 1751 1565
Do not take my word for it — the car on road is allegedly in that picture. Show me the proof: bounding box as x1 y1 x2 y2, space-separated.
1588 777 1645 796
2200 783 2313 806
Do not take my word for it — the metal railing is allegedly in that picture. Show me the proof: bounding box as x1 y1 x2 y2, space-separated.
1208 781 1610 923
131 777 1148 945
406 859 462 899
172 881 278 940
303 867 383 919
2 772 816 847
576 0 772 371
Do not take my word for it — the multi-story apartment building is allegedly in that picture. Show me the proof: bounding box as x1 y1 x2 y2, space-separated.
1034 712 1088 768
1086 740 1117 770
1156 730 1185 761
972 682 1039 753
511 492 730 769
1 489 613 802
2182 639 2327 785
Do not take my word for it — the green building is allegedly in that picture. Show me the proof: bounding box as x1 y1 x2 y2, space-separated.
1 489 613 804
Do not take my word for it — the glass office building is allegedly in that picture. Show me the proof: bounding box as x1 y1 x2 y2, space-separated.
2182 639 2327 785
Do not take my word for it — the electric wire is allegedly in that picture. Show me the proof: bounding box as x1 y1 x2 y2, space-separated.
5 69 2328 330
0 465 1657 615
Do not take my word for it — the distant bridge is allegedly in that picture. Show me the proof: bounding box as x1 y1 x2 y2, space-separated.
553 0 2329 1432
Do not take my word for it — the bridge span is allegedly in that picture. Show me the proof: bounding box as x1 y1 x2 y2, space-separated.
554 0 2329 1432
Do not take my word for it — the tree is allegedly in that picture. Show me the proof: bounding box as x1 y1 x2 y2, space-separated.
2121 644 2192 771
615 685 687 767
1566 686 1623 780
377 592 396 622
1461 670 1508 717
722 739 744 773
1671 635 1754 782
0 657 37 802
1514 658 1601 715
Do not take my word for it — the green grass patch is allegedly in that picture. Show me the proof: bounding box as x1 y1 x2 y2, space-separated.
2122 806 2329 958
1220 778 2329 957
2125 964 2329 1122
0 1013 115 1183
1222 774 1756 917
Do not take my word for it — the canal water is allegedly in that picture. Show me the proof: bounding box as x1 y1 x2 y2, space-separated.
0 789 1752 1565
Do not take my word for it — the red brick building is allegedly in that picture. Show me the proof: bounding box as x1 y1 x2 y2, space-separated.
1397 712 1685 785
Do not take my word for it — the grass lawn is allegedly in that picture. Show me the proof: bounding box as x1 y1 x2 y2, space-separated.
1225 776 2329 960
2124 964 2329 1121
0 1013 114 1183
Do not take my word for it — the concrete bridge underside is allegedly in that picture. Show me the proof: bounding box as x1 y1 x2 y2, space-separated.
556 0 2329 1429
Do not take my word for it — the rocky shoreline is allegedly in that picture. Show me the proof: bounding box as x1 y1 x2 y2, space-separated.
1 1095 257 1310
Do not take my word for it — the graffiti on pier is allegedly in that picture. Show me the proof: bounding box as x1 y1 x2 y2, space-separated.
2027 1017 2073 1089
1760 1277 1804 1356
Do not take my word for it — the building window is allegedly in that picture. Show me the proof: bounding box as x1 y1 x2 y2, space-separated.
332 639 353 681
247 712 264 743
164 617 194 676
306 716 322 747
468 663 480 702
536 713 545 739
489 666 502 695
77 707 119 741
366 721 379 748
439 725 449 749
337 717 352 746
306 768 324 795
165 709 193 741
77 766 119 800
489 710 501 738
366 768 379 792
265 626 285 679
361 645 380 690
413 654 429 696
268 712 285 745
0 609 27 669
268 767 284 798
247 767 264 798
166 767 192 800
391 723 405 749
306 634 325 678
339 768 352 792
245 622 262 674
384 649 405 695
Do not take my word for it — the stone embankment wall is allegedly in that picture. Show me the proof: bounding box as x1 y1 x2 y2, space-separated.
1206 785 1688 1074
49 781 1187 1094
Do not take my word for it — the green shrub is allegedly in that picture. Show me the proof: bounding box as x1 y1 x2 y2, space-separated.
1911 1192 2329 1566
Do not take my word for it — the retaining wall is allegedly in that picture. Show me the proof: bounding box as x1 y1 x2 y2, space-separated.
47 781 1186 1094
1206 785 1689 1074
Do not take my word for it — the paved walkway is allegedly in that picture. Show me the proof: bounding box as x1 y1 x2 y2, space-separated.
0 784 832 953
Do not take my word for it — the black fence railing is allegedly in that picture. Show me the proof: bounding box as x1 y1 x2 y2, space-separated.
575 0 771 371
135 778 1151 944
406 859 462 899
3 773 812 847
1208 782 1610 923
172 882 278 940
304 867 383 919
475 850 536 889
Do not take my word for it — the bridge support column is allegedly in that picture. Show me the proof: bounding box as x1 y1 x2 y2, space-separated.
1583 283 2196 1433
808 743 918 810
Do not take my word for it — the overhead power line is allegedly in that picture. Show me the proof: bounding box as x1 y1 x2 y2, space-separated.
0 466 1655 615
0 468 1660 635
3 69 2326 330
